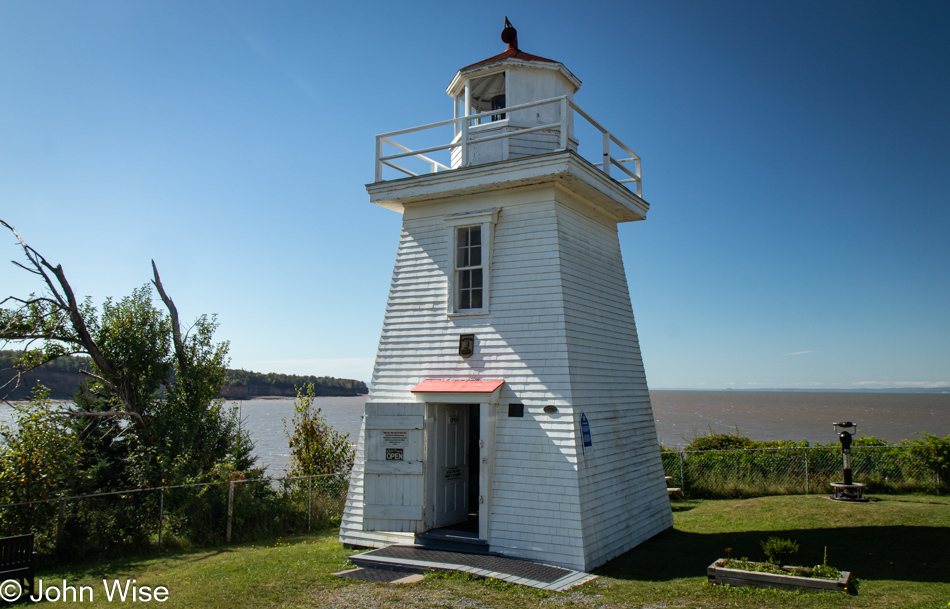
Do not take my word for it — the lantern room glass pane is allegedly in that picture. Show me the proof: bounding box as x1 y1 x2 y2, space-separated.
469 72 506 123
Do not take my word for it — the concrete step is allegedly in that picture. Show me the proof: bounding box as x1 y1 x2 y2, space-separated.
415 529 490 554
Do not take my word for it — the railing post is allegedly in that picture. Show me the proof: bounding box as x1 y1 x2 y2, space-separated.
307 476 312 532
462 79 472 166
460 120 469 167
374 136 383 183
635 158 642 197
226 480 234 543
559 97 570 151
602 131 611 176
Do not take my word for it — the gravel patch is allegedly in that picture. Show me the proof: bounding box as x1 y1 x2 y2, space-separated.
314 584 489 609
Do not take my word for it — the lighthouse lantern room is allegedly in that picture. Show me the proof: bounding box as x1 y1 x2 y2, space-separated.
342 21 672 572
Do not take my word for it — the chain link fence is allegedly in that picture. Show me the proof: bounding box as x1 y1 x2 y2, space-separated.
662 445 944 499
0 473 349 559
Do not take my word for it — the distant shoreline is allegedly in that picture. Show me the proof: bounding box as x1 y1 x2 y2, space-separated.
652 387 950 394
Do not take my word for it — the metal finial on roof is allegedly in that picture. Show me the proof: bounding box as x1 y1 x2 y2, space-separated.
501 17 518 50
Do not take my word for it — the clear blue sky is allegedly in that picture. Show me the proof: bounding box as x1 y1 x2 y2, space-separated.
1 1 948 390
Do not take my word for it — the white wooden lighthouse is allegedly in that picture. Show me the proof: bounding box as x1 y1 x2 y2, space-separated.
340 21 673 572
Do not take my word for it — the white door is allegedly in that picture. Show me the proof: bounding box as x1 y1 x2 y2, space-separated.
361 408 425 533
426 403 470 528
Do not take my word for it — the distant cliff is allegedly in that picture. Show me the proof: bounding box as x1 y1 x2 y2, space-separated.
0 351 367 400
220 369 368 399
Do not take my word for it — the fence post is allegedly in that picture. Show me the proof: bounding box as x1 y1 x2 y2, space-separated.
57 497 66 549
679 451 686 493
226 480 234 543
158 488 164 547
307 476 312 532
936 447 941 489
803 448 808 495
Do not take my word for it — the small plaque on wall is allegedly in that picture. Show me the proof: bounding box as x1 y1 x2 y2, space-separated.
383 431 408 446
385 448 404 461
444 466 462 481
580 412 593 455
458 334 475 358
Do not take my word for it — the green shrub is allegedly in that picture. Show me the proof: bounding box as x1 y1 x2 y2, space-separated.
761 536 799 566
685 432 755 452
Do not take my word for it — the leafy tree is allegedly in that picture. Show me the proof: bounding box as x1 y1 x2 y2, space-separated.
285 383 355 478
0 220 254 491
0 385 82 540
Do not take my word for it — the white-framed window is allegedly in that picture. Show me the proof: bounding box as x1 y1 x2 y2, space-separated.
455 226 483 310
443 208 499 316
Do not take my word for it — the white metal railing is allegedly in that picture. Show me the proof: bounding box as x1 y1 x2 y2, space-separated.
373 95 642 198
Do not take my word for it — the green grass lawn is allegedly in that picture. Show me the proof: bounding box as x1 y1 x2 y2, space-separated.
21 494 950 608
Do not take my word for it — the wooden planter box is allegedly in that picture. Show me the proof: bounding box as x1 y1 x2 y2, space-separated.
707 560 851 593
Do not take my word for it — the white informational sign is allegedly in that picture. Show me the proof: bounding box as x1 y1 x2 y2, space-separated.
383 431 408 447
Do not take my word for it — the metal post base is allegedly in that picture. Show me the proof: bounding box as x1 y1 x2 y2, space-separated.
829 482 869 502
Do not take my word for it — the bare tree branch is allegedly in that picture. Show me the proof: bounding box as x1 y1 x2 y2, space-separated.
10 261 43 276
79 368 117 392
67 410 146 428
152 260 188 374
1 220 115 379
1 295 64 308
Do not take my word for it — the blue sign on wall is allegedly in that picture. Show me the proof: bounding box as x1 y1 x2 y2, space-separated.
580 413 592 448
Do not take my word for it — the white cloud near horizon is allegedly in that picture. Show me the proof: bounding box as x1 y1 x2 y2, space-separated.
852 380 950 388
240 358 374 383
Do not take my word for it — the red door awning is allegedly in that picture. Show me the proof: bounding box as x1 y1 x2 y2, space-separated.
410 379 504 394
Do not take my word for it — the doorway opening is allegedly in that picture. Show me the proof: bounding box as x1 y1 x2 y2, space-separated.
425 403 481 539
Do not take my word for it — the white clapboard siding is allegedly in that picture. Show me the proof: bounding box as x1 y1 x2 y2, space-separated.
508 129 561 159
553 199 673 569
342 176 671 571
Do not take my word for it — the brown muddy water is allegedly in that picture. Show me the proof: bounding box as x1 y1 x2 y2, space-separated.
3 391 947 474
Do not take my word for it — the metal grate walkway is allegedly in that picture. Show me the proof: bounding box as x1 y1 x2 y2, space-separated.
345 544 596 591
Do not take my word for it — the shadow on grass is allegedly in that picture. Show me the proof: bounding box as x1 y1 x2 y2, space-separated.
43 529 340 581
597 525 948 584
45 548 235 584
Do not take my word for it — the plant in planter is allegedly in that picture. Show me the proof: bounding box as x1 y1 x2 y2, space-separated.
708 540 852 593
761 536 799 566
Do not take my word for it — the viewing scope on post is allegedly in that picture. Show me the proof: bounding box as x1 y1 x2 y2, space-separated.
830 421 869 502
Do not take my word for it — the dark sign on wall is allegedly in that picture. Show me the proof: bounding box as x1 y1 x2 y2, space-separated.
580 413 592 448
459 334 475 358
